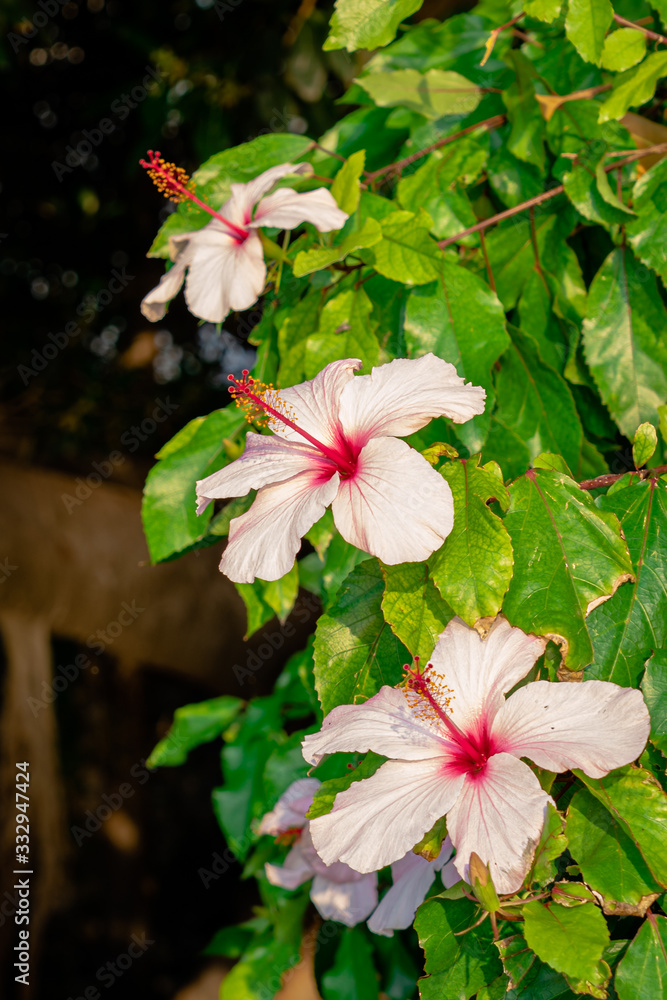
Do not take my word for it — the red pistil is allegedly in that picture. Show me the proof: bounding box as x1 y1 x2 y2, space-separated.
228 371 358 477
275 826 303 845
405 664 491 773
140 150 250 241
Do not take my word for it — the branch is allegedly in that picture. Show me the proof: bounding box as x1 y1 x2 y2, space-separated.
613 12 667 46
363 114 506 183
578 465 667 491
438 142 667 248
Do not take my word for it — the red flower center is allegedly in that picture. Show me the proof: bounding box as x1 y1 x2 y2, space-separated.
228 370 359 478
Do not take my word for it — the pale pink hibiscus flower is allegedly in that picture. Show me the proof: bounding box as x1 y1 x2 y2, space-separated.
140 155 348 324
259 778 378 927
196 354 485 583
303 618 650 895
367 837 459 937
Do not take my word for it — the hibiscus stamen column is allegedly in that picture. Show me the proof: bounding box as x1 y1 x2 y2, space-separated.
227 370 358 477
140 150 250 241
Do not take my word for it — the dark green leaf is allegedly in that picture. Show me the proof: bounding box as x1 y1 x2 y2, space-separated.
321 927 379 1000
502 51 546 171
503 468 634 670
562 147 635 227
416 895 502 1000
642 650 667 754
314 559 410 714
147 696 243 768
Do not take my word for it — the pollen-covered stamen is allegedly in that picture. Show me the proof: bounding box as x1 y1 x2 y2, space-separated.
140 150 250 242
228 370 358 477
404 662 490 771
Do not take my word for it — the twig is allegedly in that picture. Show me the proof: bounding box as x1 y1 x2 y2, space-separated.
438 142 667 248
308 141 347 164
578 465 667 491
364 114 506 183
613 12 667 46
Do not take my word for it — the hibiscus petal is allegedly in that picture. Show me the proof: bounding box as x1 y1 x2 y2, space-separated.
331 437 454 564
220 468 340 583
140 255 189 322
222 162 313 227
252 187 348 232
265 841 314 890
337 354 486 445
310 873 378 926
264 358 362 450
446 752 551 895
492 680 650 778
302 686 450 766
195 433 325 515
367 842 453 937
184 225 266 322
429 618 546 732
309 758 464 873
258 777 320 836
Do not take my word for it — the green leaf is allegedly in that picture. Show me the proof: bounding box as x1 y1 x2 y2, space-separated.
147 696 244 768
564 0 613 65
356 68 481 119
235 581 277 639
562 148 635 228
627 158 667 287
496 933 539 992
308 752 386 819
313 559 410 714
428 456 513 624
331 149 366 215
381 562 454 662
304 286 380 379
502 51 546 171
599 51 667 123
530 802 569 887
601 27 647 71
148 134 313 257
523 898 609 981
404 259 509 452
566 787 661 909
359 209 445 285
220 939 301 1000
587 479 667 686
634 422 659 468
523 0 562 22
615 915 667 1000
642 650 667 754
277 291 321 387
582 248 667 438
321 927 379 1000
503 468 634 670
324 0 422 51
493 327 583 475
292 218 382 276
416 895 502 1000
575 764 667 888
142 408 246 563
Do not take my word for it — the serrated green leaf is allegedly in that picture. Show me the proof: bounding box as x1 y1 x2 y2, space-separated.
356 68 481 119
599 51 667 123
494 326 583 475
142 408 246 563
292 217 381 276
587 479 667 686
404 259 509 452
304 285 380 379
564 0 613 65
627 158 667 286
381 562 454 662
331 149 366 215
148 695 244 768
360 209 445 285
503 469 634 670
523 898 609 981
428 456 513 624
575 764 667 887
582 248 667 438
634 422 659 468
642 650 667 754
313 559 410 714
601 27 647 71
615 915 667 1000
324 0 423 51
566 787 661 908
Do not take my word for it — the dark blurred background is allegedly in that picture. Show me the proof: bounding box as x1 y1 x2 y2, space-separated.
0 1 461 997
